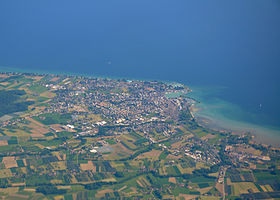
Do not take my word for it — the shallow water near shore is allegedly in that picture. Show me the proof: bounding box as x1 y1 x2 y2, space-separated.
187 86 280 146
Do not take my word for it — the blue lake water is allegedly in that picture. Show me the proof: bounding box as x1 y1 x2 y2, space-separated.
0 0 280 143
186 86 280 145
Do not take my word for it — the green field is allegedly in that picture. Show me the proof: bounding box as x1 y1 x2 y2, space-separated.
33 113 72 125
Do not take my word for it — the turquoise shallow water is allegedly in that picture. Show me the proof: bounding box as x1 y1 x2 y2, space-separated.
187 86 280 146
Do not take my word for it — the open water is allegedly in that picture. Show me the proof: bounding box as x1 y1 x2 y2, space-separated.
0 0 280 143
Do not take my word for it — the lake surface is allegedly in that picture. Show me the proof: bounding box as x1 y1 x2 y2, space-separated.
0 0 280 143
186 86 280 145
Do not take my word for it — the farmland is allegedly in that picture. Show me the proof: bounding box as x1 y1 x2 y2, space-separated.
0 72 278 199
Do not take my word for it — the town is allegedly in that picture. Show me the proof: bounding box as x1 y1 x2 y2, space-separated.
0 72 279 199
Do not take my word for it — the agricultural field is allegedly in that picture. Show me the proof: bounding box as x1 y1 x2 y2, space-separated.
0 72 278 199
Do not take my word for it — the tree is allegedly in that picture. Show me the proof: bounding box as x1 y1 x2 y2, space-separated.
36 185 66 195
153 190 162 199
178 109 192 122
0 179 8 188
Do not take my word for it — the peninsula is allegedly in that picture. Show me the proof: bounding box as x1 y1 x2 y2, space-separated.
0 72 278 199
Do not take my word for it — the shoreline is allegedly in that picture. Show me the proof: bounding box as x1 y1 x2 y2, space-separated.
189 103 280 147
0 65 181 86
1 67 279 147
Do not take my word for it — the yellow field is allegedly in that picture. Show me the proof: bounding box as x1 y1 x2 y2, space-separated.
11 183 25 187
236 147 262 156
20 167 27 174
71 175 78 183
54 195 64 200
171 140 185 149
162 195 175 200
176 162 207 175
35 143 45 149
198 186 212 195
261 184 274 192
51 179 63 184
121 134 135 142
196 162 209 169
136 180 144 187
30 133 45 138
3 128 30 137
169 177 176 184
40 91 56 98
0 187 19 195
51 161 67 170
50 124 65 132
200 196 220 200
110 162 125 171
101 178 116 182
119 135 137 149
137 149 162 161
166 154 182 160
52 151 64 161
80 161 96 171
95 189 114 198
29 124 49 134
2 156 18 168
208 172 219 178
24 188 36 192
128 160 144 168
178 193 199 200
232 182 259 196
86 114 102 122
159 167 166 175
0 169 12 178
27 75 44 81
137 176 151 187
57 185 71 189
177 164 195 174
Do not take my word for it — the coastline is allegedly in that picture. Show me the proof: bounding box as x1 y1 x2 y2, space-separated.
189 103 280 147
1 66 279 147
0 65 180 86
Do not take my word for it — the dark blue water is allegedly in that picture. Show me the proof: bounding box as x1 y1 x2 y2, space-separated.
0 1 280 133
